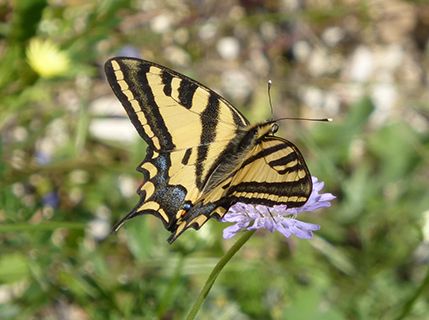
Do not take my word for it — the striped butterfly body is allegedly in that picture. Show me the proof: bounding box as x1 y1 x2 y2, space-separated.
105 57 312 243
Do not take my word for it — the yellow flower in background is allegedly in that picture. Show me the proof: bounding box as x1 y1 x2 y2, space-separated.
26 38 70 78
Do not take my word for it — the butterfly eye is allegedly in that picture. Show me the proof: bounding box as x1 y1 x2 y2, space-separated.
271 123 279 134
183 203 192 211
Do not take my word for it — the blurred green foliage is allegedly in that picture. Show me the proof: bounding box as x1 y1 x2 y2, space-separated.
1 1 429 319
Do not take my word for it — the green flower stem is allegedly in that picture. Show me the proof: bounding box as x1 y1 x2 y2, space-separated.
394 264 429 320
186 230 255 320
0 222 85 232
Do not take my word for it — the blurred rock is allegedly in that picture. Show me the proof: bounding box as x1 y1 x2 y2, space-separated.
370 0 416 43
89 96 138 143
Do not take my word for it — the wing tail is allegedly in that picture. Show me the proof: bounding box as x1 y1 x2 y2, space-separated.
112 209 140 232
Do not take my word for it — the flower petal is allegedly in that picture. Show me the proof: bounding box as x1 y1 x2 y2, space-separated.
221 176 334 240
223 224 244 239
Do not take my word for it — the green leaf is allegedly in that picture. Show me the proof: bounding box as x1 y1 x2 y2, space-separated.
368 122 422 181
0 253 29 284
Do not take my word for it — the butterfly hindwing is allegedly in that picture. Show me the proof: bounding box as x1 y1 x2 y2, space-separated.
225 136 312 207
167 136 312 242
130 142 237 231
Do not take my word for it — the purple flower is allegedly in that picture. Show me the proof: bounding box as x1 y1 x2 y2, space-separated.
118 46 140 58
35 151 51 165
222 177 335 240
42 191 60 208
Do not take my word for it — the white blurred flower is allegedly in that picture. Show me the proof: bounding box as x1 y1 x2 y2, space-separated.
150 14 172 33
87 206 111 241
221 69 252 101
322 27 344 46
217 37 240 60
347 46 374 82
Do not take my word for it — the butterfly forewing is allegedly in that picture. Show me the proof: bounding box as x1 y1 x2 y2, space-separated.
104 58 249 151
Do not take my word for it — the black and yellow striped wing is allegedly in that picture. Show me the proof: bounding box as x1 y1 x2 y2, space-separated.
171 137 312 241
104 57 248 229
104 57 312 243
225 137 312 206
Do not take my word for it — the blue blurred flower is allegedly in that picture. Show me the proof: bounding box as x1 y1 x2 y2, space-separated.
118 45 140 58
42 191 60 208
35 151 51 165
222 177 335 240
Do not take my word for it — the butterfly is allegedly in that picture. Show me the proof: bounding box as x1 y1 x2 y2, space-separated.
104 57 312 243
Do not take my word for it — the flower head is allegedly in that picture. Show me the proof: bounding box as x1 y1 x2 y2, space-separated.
26 38 70 78
222 177 335 240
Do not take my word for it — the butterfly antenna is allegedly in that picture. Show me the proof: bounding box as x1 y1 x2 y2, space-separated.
274 116 333 122
267 80 332 123
267 80 274 120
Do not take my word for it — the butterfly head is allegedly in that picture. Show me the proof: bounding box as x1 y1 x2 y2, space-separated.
254 121 279 140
